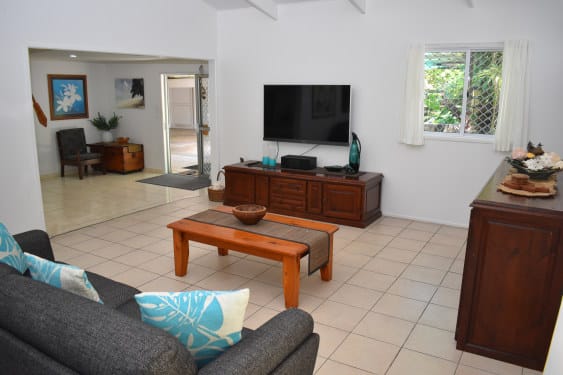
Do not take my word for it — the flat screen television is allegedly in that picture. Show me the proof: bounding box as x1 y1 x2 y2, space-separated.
263 84 351 146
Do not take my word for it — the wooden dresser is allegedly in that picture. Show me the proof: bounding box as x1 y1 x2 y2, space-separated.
223 161 383 228
88 142 144 174
455 161 563 371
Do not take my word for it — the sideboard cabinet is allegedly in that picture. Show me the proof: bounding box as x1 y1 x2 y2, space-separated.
223 161 383 228
88 142 144 174
455 162 563 371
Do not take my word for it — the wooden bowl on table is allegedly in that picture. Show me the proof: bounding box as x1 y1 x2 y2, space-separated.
117 137 129 144
232 204 267 225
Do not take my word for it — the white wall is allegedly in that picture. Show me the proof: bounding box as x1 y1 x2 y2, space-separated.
216 0 563 226
0 0 217 233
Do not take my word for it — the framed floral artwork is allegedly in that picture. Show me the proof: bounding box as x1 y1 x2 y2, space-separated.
47 74 89 120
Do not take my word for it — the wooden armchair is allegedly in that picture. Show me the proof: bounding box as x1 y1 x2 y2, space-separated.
56 128 105 180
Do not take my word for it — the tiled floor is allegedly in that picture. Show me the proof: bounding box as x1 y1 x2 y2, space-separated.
45 178 543 374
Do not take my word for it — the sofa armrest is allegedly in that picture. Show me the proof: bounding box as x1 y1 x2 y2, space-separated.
199 308 318 375
13 230 55 261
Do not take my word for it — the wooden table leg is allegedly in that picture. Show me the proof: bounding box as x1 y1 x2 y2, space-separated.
282 256 300 308
218 248 229 256
173 230 189 276
320 234 333 281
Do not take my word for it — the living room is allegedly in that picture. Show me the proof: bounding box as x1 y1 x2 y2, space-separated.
1 0 562 374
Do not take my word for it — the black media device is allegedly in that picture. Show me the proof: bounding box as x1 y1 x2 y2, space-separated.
263 84 351 146
281 155 317 170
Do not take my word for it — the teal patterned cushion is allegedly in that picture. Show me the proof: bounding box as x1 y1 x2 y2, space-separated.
24 253 103 303
135 289 249 368
0 223 27 273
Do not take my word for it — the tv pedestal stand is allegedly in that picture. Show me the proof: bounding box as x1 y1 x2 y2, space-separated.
223 161 383 228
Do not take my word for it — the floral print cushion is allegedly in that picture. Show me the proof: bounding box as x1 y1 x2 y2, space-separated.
24 252 103 303
135 289 249 368
0 223 27 274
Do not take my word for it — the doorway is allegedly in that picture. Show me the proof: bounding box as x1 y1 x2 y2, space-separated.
162 74 210 175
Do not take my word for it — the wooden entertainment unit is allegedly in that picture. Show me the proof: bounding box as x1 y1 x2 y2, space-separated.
223 161 383 228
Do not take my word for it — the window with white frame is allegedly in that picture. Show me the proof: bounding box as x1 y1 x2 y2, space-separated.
424 47 503 136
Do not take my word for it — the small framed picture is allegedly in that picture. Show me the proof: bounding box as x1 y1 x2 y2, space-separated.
115 78 145 108
47 74 89 120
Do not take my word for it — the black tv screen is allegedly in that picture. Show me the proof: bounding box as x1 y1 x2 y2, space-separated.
263 84 351 146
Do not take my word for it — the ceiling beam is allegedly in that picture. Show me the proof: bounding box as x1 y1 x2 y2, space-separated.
467 0 475 8
348 0 366 14
246 0 278 20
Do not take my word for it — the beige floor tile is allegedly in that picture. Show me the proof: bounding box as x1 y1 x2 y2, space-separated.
240 279 283 306
299 277 343 299
353 311 414 346
363 257 407 277
376 247 418 263
459 352 523 375
254 267 282 286
196 271 250 291
52 245 84 262
347 269 396 292
112 268 159 288
69 253 107 269
372 294 427 322
422 242 462 258
265 292 324 313
87 260 131 278
312 301 367 331
52 232 93 246
113 250 161 267
165 264 216 284
407 221 441 233
144 226 173 240
387 237 426 252
431 287 461 309
137 256 175 275
405 324 461 362
420 303 458 332
402 264 447 285
139 239 174 255
78 223 117 238
455 365 497 375
522 369 542 375
343 240 384 257
124 222 162 235
331 333 400 374
368 224 403 236
316 359 373 375
430 233 467 247
450 259 465 274
99 229 138 242
356 232 394 247
336 227 364 241
243 307 279 330
329 284 382 310
117 234 161 249
437 226 468 239
93 243 135 259
222 259 271 278
442 272 463 290
192 253 239 270
334 251 371 268
388 278 437 302
313 323 349 358
379 217 412 228
398 228 434 242
412 253 455 271
314 356 326 374
387 349 457 375
138 276 192 292
330 264 359 283
71 238 114 252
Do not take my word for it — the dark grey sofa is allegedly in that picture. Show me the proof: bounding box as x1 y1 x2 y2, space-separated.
0 230 319 374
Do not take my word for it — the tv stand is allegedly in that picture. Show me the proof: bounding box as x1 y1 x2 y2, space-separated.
223 161 383 228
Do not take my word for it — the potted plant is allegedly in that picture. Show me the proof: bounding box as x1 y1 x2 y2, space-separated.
89 112 121 142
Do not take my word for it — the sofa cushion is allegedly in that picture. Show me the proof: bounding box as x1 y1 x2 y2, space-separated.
86 271 139 310
135 289 249 368
0 223 27 274
24 253 102 303
0 273 197 374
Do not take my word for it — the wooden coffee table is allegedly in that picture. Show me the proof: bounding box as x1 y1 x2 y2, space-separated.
167 206 338 308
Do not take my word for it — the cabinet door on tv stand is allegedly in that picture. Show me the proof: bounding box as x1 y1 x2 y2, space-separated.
224 171 255 205
255 175 269 206
323 183 362 221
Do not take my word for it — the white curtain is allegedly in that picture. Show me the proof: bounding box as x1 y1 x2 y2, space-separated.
494 40 530 152
400 44 426 146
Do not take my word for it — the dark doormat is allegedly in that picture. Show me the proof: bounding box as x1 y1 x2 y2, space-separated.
137 174 211 191
183 165 199 170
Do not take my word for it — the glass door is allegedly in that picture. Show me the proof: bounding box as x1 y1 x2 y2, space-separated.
195 75 210 176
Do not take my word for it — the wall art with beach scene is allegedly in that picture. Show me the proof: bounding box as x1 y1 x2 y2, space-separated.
115 78 145 108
